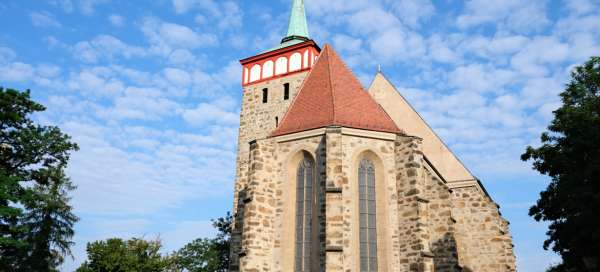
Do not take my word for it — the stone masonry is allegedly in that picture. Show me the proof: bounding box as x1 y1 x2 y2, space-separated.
230 125 517 271
230 1 516 269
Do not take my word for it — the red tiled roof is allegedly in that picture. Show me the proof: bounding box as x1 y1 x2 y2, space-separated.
271 44 402 137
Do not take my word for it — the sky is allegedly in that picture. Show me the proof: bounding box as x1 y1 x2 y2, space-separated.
1 0 598 271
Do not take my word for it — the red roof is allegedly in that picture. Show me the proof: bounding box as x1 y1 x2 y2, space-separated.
271 44 402 137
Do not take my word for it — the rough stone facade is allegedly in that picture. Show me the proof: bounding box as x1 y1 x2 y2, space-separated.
230 125 517 271
230 38 515 272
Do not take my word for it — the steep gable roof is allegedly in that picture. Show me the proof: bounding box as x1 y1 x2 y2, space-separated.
271 44 402 137
367 72 475 182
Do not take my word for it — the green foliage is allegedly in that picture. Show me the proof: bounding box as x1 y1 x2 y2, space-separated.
546 263 576 272
173 238 222 272
76 213 232 272
0 87 79 270
174 213 231 272
522 57 600 271
76 238 175 272
20 169 78 271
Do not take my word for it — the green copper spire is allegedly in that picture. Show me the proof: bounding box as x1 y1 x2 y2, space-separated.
263 0 311 53
282 0 310 43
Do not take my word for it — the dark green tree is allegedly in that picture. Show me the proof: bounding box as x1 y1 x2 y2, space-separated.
76 238 175 272
20 169 78 271
174 213 231 272
0 87 79 270
522 57 600 271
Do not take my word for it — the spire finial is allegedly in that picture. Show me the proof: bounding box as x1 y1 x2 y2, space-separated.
378 64 381 73
282 0 310 44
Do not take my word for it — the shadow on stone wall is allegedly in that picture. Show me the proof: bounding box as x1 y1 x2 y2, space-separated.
431 232 461 272
317 139 327 271
229 187 248 271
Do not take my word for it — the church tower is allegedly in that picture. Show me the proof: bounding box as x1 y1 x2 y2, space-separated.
230 1 517 271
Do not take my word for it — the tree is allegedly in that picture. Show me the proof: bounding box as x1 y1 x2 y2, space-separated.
174 213 231 272
522 57 600 271
76 238 175 272
20 169 78 271
0 87 79 270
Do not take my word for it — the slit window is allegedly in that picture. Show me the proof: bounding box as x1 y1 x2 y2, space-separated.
262 88 268 103
284 83 290 100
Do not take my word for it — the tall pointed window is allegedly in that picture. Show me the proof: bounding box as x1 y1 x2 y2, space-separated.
296 157 314 272
359 159 377 272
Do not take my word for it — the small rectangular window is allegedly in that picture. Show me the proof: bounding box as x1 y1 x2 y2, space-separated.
262 88 268 103
284 83 290 100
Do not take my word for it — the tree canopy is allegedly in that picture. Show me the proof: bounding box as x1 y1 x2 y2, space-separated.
76 238 175 272
0 87 79 271
77 213 232 272
522 57 600 271
174 213 231 272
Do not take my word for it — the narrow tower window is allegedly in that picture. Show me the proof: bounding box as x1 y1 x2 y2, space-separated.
275 117 279 127
296 157 314 272
359 159 377 272
284 83 290 100
262 88 268 103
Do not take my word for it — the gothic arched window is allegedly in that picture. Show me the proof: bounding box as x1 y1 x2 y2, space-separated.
359 159 377 272
295 157 314 272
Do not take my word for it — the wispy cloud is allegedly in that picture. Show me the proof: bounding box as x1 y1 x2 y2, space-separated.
3 1 600 271
29 11 62 28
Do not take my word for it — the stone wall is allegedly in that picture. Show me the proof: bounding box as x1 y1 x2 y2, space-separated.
422 167 459 271
238 139 277 271
451 186 516 272
337 131 399 271
272 135 326 271
394 135 434 272
231 127 516 272
231 72 309 270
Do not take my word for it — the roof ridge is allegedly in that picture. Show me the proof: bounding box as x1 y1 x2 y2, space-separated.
271 44 402 137
325 46 336 125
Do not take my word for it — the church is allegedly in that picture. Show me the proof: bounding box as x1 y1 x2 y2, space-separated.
229 1 516 271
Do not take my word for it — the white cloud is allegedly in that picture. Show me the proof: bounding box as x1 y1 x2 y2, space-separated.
29 11 62 28
306 0 371 17
168 49 196 66
73 35 146 63
565 0 597 16
99 87 182 121
164 68 192 87
141 17 217 57
369 27 425 64
449 64 516 93
427 35 461 64
171 0 242 30
510 37 570 76
67 68 125 97
457 0 550 33
0 62 34 81
0 62 61 87
388 0 435 28
182 98 239 126
108 14 124 27
79 0 108 15
62 118 236 216
49 0 74 13
461 35 530 61
332 34 363 53
0 47 16 64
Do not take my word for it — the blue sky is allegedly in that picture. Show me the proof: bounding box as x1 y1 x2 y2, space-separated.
1 0 598 271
